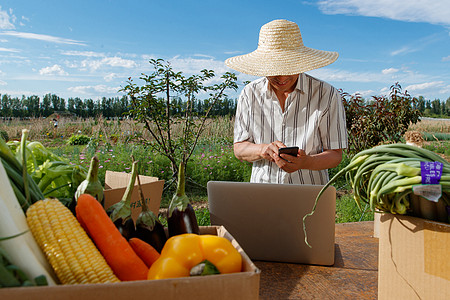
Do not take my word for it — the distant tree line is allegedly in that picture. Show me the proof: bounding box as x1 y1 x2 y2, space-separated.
0 93 237 119
1 91 449 120
416 96 450 118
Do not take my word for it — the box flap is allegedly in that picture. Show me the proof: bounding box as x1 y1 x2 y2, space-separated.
105 170 158 189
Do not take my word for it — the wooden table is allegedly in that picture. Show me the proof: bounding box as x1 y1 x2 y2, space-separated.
256 221 379 299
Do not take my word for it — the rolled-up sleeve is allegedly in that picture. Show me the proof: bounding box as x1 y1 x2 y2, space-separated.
234 88 253 144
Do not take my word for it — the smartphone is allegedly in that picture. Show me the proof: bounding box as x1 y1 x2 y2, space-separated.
278 146 299 158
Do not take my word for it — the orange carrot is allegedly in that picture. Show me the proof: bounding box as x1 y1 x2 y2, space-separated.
129 238 161 268
76 193 148 281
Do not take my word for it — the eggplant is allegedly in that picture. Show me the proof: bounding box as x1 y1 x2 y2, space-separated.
112 217 136 240
106 160 138 240
135 215 167 253
167 202 199 237
134 166 167 253
167 162 199 237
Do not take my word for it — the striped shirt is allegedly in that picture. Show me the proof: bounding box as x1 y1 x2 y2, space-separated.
234 73 348 185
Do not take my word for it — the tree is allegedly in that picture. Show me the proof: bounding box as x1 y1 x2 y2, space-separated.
27 95 41 117
74 97 85 117
417 96 426 113
10 96 22 118
67 98 76 115
446 97 450 116
41 94 52 117
341 82 421 155
85 98 95 117
1 94 11 117
122 58 237 183
431 99 441 115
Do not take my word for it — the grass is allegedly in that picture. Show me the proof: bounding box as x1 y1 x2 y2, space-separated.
336 193 374 223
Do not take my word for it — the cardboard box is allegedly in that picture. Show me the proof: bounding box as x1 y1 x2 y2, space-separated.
103 170 164 221
373 210 381 238
378 213 450 300
0 226 261 300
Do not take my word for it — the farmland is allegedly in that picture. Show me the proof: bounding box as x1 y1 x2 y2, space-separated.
1 116 449 224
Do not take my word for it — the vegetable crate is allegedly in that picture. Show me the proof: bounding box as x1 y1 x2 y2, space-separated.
378 213 449 300
0 226 261 300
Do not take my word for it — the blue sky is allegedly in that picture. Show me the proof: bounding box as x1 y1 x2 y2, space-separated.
0 0 449 102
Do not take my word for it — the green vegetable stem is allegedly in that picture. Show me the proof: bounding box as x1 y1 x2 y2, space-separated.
74 156 104 206
106 158 137 240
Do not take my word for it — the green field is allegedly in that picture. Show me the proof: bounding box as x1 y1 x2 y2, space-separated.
2 116 449 225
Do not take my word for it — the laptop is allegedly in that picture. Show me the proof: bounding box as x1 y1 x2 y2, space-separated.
207 181 336 265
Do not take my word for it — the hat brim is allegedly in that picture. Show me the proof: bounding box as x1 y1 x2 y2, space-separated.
225 46 338 77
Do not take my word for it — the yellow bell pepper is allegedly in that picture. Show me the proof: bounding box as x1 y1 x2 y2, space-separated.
147 233 242 280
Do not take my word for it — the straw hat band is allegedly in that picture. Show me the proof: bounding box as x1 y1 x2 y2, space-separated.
225 19 338 77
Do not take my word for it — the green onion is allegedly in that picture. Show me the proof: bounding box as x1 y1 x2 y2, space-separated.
303 143 450 248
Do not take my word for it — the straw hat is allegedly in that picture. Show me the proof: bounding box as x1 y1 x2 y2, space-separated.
225 19 339 76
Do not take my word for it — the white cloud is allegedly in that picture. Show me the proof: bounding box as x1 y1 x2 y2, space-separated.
317 0 450 26
68 84 121 95
390 46 417 56
347 89 375 98
39 64 68 76
0 79 6 85
104 57 136 68
0 6 15 29
405 81 444 92
309 68 381 83
382 68 399 75
438 84 450 95
104 73 118 82
169 56 229 74
443 55 450 62
0 31 86 46
193 54 215 59
404 81 450 98
81 56 137 71
141 54 158 61
223 50 243 55
61 50 105 57
0 47 20 53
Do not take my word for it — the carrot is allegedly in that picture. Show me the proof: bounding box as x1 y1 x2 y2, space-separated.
75 193 148 281
129 238 161 268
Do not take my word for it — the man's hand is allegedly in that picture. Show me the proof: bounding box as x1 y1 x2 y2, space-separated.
260 141 286 162
234 140 286 162
273 148 304 172
274 149 343 172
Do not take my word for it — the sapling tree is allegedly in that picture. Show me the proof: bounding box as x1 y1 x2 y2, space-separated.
121 58 238 185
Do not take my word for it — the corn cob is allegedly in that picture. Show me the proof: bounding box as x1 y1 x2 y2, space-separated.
26 198 120 285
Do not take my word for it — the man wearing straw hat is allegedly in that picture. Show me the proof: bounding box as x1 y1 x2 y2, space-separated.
225 19 348 185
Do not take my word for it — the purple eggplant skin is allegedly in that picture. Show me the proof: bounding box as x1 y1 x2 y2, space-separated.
167 203 200 238
135 221 167 253
113 218 136 241
106 207 136 240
